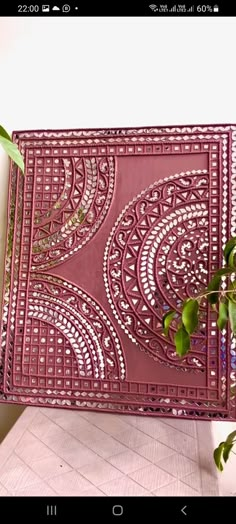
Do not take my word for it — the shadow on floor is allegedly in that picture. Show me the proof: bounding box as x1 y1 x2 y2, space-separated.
0 404 25 442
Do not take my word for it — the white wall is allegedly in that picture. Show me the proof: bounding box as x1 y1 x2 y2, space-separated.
0 17 236 133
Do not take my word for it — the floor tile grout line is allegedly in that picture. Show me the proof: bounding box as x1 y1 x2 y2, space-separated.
49 475 101 496
14 436 73 483
98 467 176 495
105 448 155 474
1 450 58 496
71 410 198 440
111 431 199 465
10 480 58 497
132 422 198 444
75 442 165 481
13 450 58 493
180 474 202 494
28 423 139 470
154 465 200 481
28 413 186 486
26 427 106 472
40 408 132 438
38 408 200 467
15 448 99 494
75 462 124 487
0 479 9 494
126 463 176 485
46 471 107 496
42 409 162 442
37 410 158 461
80 412 200 458
75 441 176 485
26 410 206 494
3 416 206 496
15 448 76 483
155 419 197 439
28 422 144 484
43 409 199 461
97 473 152 496
28 417 160 483
150 483 201 496
26 427 78 468
0 408 40 472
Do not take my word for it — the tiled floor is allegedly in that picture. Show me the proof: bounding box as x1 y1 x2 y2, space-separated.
0 407 222 496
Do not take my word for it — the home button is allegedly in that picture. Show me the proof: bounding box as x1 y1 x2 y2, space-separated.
112 505 123 517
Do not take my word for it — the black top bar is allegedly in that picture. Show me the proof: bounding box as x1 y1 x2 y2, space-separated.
1 2 236 17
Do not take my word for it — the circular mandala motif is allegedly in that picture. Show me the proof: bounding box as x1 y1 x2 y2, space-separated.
104 170 209 371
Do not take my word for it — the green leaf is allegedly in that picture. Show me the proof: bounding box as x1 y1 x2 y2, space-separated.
227 281 236 304
0 125 12 141
174 326 190 357
214 267 235 277
207 275 221 305
226 430 236 444
162 310 175 337
206 267 234 306
228 247 236 268
228 300 236 335
182 299 199 334
224 238 236 264
223 443 234 463
0 135 24 173
217 301 228 330
213 442 225 472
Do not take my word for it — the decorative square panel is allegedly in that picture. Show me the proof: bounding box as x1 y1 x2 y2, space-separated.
0 125 236 421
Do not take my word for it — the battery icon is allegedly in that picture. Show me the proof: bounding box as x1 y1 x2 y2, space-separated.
213 5 219 12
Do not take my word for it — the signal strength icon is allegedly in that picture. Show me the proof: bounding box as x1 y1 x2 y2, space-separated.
170 5 177 11
149 4 158 12
188 5 194 12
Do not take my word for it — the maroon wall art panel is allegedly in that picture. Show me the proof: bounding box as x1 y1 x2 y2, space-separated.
0 125 236 421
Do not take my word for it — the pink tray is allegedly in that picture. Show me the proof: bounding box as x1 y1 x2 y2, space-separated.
0 124 236 421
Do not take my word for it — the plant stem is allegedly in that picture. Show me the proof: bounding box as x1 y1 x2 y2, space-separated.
191 289 236 301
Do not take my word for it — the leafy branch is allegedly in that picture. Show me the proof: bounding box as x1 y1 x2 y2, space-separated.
162 237 236 471
213 431 236 472
162 239 236 357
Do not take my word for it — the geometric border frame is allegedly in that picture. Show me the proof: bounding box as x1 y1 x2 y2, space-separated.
0 124 236 420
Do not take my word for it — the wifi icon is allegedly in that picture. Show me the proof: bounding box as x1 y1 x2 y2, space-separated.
149 4 158 12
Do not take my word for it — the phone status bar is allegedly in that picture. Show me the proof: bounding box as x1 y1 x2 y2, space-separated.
2 2 233 16
18 3 220 14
